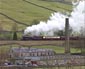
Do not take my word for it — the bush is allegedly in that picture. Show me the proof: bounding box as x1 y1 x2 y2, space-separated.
13 31 17 40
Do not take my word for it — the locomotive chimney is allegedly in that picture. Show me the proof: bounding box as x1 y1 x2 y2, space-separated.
65 18 70 54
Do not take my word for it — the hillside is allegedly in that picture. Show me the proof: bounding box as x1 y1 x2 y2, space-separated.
0 0 72 30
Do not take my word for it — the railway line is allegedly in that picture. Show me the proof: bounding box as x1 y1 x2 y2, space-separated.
0 40 81 47
0 40 64 46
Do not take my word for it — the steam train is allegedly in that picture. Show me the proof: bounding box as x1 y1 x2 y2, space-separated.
22 36 79 40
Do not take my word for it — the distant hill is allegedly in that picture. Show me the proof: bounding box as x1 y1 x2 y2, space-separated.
0 0 72 31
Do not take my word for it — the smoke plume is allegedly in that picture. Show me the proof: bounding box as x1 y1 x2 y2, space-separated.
24 0 85 36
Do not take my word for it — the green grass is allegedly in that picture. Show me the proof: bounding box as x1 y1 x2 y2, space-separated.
33 46 65 53
0 45 81 54
0 0 72 30
0 46 10 54
0 14 26 30
33 46 81 53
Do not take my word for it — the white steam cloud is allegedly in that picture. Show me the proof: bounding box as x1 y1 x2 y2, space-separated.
24 0 85 36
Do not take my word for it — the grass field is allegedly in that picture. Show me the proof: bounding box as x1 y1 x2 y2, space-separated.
0 45 81 54
0 0 72 30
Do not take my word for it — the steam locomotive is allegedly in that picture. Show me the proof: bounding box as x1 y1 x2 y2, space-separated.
22 36 79 40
